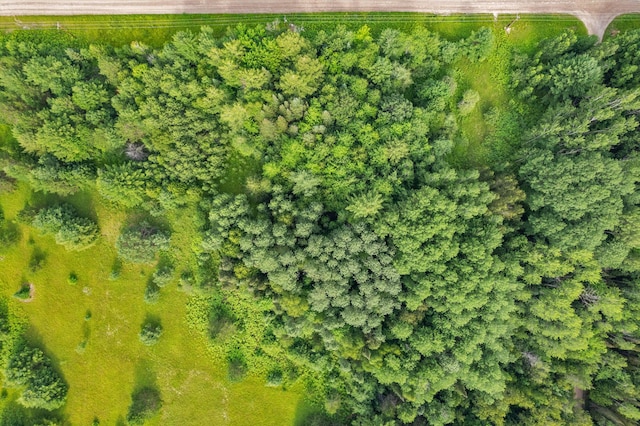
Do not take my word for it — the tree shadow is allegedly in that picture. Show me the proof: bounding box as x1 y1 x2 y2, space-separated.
20 325 68 388
28 246 46 273
27 189 98 222
126 360 162 424
0 398 67 426
293 399 339 426
133 358 158 392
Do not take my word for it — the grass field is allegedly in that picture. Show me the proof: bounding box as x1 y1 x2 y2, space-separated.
0 12 600 424
0 181 306 425
606 13 640 36
0 12 587 47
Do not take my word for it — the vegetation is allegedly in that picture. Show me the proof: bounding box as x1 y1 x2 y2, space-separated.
5 343 68 410
139 318 163 346
0 13 638 426
0 299 67 413
30 204 99 251
126 386 162 424
116 221 170 263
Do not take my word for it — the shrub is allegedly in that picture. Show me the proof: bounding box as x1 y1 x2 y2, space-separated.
227 349 247 382
28 249 46 273
152 264 173 287
108 258 122 281
266 369 283 387
4 343 68 410
126 387 162 425
208 303 237 342
67 272 78 285
0 226 19 248
0 207 19 249
177 270 195 293
458 89 480 116
31 204 99 251
13 284 31 301
75 340 87 355
116 221 170 263
0 172 16 194
139 320 162 346
144 283 160 304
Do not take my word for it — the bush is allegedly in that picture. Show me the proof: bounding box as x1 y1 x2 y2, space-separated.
144 282 160 304
116 221 170 263
0 172 16 194
108 258 122 281
266 369 283 387
177 270 195 293
0 222 19 250
152 264 173 287
458 89 480 116
13 284 31 301
67 272 78 285
227 349 247 382
139 320 162 346
208 303 237 342
28 249 46 273
31 204 99 251
4 343 68 410
126 387 162 425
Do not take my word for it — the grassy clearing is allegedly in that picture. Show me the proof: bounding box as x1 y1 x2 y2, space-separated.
0 183 303 425
0 12 586 47
606 14 640 37
449 14 587 167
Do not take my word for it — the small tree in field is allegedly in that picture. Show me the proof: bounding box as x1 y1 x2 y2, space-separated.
116 221 170 263
139 319 163 346
31 204 99 251
4 343 68 410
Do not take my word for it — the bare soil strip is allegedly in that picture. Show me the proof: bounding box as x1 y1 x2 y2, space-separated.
0 1 639 38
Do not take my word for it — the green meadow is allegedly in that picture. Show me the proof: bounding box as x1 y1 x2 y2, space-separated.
0 180 308 425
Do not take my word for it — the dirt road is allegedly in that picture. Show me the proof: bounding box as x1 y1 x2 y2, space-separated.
0 0 639 39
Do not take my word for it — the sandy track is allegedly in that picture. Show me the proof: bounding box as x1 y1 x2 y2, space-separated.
0 1 639 39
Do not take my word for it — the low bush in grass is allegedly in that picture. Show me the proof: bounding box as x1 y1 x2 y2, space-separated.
227 349 247 382
0 206 20 250
0 171 16 194
139 319 163 346
126 387 162 425
108 258 122 281
28 248 46 273
208 302 238 342
67 272 78 285
144 282 160 304
152 263 174 287
178 270 195 293
458 89 480 115
116 221 170 263
266 369 283 387
13 284 31 301
0 223 19 249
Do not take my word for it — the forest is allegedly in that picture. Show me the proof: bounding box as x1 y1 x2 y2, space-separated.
0 16 638 425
